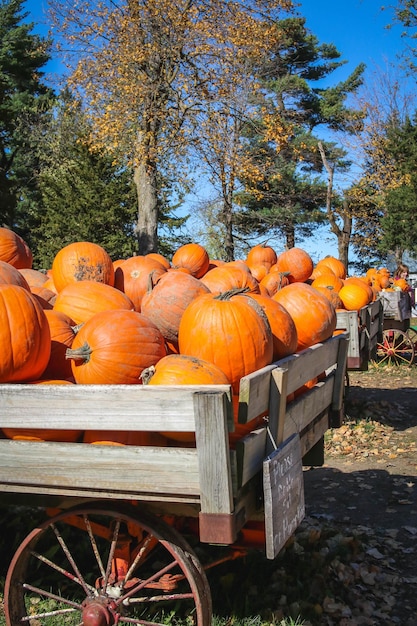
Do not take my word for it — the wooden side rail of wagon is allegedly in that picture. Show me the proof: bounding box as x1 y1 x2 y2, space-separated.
336 300 383 370
0 332 348 547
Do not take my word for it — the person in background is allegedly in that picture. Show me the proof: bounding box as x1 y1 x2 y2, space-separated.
393 263 415 314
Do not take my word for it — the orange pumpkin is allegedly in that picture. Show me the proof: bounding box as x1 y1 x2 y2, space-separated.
244 293 298 361
0 284 51 382
246 243 277 272
311 273 344 293
146 252 171 270
43 309 78 380
114 255 167 311
201 264 260 294
0 260 30 289
272 282 336 352
178 290 273 394
312 285 344 310
141 270 210 347
53 280 134 325
18 268 49 289
275 247 314 283
338 281 371 311
0 227 32 269
30 285 57 309
315 256 346 280
66 309 167 384
52 241 115 292
259 271 290 297
171 243 210 278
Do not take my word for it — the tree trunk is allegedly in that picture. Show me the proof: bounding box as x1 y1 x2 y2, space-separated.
318 141 352 271
133 161 159 255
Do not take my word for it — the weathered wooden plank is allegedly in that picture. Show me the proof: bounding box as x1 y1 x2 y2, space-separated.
237 364 276 424
282 379 334 442
0 440 200 498
0 384 233 433
235 427 267 489
194 391 234 515
270 367 289 448
273 338 340 396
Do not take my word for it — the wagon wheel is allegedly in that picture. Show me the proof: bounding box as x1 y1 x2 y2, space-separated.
4 502 212 626
406 327 417 356
375 329 415 366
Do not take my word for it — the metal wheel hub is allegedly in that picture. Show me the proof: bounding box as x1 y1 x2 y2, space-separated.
82 597 116 626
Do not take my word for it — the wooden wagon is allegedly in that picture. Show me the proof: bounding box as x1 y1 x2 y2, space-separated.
335 300 383 370
0 332 348 626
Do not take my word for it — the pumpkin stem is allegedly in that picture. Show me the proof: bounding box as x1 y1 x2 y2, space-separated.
140 365 155 385
66 342 93 363
215 287 249 301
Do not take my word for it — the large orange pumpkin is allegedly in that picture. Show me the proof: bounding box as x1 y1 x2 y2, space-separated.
141 270 210 347
52 241 115 292
113 255 167 311
171 243 210 278
178 290 273 394
275 247 314 283
0 227 32 269
272 282 336 352
0 284 51 382
53 280 134 325
66 309 167 384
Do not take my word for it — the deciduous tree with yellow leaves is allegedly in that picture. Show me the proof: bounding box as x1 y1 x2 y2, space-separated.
49 0 294 254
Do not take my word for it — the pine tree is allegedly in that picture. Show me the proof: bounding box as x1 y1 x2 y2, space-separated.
0 0 52 229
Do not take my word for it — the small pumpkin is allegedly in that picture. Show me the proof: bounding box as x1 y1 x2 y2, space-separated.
338 281 371 311
244 293 298 361
171 242 210 278
0 260 31 290
275 247 314 283
201 264 260 294
246 243 277 272
43 309 78 380
113 255 167 311
315 256 346 280
142 354 230 443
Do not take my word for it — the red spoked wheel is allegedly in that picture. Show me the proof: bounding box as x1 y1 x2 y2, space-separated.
4 502 212 626
376 329 415 366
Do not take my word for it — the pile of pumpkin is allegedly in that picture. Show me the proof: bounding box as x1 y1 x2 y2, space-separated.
0 227 387 445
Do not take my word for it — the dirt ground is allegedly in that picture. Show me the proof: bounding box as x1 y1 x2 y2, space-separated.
300 365 417 625
204 364 417 625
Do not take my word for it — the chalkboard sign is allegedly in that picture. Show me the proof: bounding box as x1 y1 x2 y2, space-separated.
263 432 305 559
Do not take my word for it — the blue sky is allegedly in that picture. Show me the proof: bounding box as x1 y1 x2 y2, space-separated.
22 0 415 263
